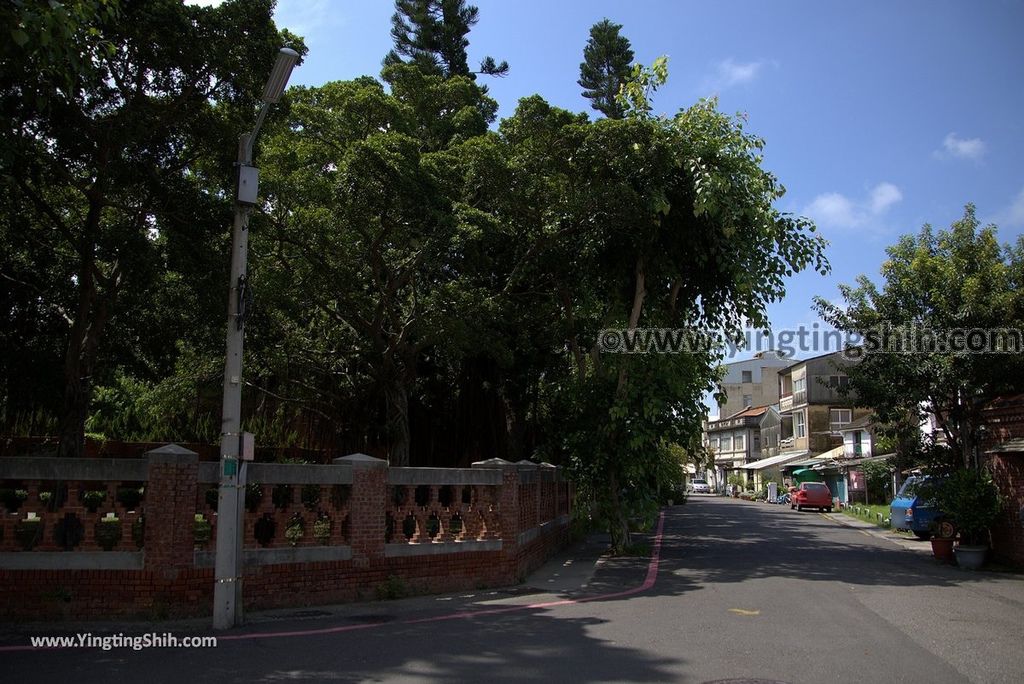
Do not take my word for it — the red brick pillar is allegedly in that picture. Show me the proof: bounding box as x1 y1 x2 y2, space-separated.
144 444 198 573
334 453 387 568
473 458 520 580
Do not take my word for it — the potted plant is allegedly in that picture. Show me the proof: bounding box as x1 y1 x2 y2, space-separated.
932 469 1002 570
15 516 43 550
927 517 957 563
727 474 744 498
95 515 122 551
82 490 107 513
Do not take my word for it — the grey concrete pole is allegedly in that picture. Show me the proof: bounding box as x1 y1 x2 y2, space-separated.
213 133 252 631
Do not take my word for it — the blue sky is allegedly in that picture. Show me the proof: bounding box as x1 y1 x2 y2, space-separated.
263 0 1024 356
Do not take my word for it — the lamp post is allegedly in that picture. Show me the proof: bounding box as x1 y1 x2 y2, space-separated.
213 47 299 631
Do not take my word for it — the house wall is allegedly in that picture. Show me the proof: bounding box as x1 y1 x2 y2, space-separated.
981 397 1024 568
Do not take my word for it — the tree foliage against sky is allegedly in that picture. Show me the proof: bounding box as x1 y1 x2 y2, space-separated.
2 0 831 550
815 205 1024 471
384 0 508 80
578 18 634 119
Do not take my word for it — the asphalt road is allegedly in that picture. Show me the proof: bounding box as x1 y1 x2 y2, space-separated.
4 496 1024 683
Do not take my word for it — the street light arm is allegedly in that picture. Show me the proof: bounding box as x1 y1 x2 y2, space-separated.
242 102 272 164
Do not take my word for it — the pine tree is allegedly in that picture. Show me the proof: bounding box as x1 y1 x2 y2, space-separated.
578 19 635 119
383 0 508 80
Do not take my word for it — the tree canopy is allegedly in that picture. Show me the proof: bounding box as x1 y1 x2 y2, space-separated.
578 18 635 119
815 205 1024 471
384 0 508 80
1 2 832 551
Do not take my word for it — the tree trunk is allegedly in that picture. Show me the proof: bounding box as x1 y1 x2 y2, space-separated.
605 255 648 553
385 382 411 466
56 231 113 458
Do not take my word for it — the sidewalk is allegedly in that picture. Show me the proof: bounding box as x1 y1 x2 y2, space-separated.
0 525 617 644
822 510 934 554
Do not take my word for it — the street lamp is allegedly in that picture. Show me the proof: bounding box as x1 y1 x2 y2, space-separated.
213 47 300 631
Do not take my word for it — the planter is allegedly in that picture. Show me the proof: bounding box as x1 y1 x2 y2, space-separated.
954 544 988 570
930 537 955 562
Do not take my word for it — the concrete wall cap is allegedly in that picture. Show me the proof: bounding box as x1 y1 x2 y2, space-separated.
145 443 198 464
471 457 515 469
333 453 387 467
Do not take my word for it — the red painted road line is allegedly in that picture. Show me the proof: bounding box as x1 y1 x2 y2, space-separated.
1 511 667 651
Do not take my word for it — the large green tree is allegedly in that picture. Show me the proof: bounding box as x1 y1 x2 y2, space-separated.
0 0 301 456
578 18 634 119
256 66 499 466
383 0 508 80
815 205 1024 472
491 63 828 547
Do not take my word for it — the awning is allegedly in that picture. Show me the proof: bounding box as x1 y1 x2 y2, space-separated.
987 438 1024 454
741 451 809 471
833 453 893 468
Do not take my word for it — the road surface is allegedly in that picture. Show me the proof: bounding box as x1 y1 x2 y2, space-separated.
3 496 1023 683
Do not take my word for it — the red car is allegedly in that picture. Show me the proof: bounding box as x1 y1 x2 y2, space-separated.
790 482 833 512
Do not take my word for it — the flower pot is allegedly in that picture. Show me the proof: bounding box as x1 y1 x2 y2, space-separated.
930 537 955 562
954 544 988 570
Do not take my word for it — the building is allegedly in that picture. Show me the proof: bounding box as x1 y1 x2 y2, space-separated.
714 351 793 418
839 414 875 459
741 351 870 493
706 405 780 490
777 350 870 455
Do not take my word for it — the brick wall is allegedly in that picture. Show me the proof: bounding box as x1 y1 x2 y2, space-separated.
0 452 574 620
982 396 1024 567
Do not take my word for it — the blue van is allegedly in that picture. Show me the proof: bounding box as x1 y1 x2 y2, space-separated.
889 476 942 539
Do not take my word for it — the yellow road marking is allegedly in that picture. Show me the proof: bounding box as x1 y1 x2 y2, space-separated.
728 608 760 616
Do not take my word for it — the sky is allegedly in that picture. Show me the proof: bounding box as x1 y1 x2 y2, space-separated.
200 0 1024 361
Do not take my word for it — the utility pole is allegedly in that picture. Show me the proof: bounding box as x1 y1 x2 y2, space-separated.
213 47 300 631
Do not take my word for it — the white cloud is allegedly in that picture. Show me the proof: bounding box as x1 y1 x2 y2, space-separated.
937 132 986 161
993 186 1024 229
802 182 903 231
869 182 903 214
805 192 858 229
274 0 338 39
704 58 765 92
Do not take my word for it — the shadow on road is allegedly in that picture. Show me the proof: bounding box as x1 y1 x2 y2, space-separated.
580 496 999 606
3 609 687 683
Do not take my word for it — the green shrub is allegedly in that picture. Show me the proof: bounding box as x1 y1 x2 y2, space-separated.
193 514 212 547
933 469 1002 546
95 518 122 551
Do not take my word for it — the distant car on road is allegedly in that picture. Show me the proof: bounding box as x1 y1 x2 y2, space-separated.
689 479 711 494
790 481 833 512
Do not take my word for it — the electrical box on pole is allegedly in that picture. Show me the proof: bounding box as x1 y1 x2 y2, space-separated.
236 166 259 205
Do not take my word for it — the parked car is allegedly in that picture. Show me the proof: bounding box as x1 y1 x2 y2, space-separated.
689 479 711 494
790 481 833 512
890 476 945 540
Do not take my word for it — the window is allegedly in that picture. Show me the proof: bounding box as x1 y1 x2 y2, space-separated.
742 394 753 407
794 411 806 438
828 375 850 390
793 377 806 405
710 438 719 451
753 434 760 449
852 430 863 456
741 370 753 383
720 435 732 451
734 434 745 450
830 408 852 433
